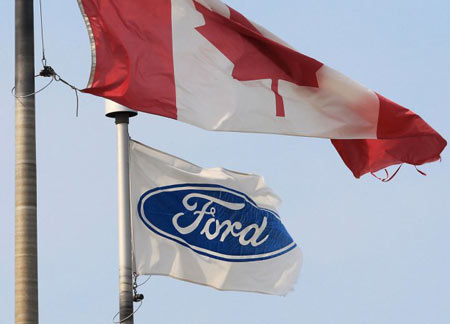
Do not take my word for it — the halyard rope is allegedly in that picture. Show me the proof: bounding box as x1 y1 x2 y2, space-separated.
39 0 47 67
112 301 143 324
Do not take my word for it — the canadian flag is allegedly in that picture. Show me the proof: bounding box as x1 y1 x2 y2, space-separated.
78 0 446 178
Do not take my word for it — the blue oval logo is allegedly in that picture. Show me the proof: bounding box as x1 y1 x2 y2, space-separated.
137 184 296 262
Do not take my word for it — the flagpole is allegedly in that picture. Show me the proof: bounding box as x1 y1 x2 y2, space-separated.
15 0 39 323
106 101 138 324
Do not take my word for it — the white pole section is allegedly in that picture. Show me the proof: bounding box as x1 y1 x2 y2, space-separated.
106 101 137 324
15 0 38 323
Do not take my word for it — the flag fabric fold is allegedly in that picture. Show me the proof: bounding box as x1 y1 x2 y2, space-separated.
78 0 446 178
129 139 302 295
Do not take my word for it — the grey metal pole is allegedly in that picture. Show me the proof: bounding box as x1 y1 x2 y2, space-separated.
106 101 137 324
15 1 38 323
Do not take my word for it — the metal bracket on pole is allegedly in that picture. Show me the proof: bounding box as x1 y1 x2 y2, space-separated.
106 100 137 324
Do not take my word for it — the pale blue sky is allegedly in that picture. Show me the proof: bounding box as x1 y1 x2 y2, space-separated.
1 1 449 323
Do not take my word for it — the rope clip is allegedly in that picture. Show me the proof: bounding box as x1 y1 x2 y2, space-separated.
39 65 56 78
132 272 145 303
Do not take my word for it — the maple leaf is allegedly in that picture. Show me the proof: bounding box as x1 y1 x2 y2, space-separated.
194 1 323 117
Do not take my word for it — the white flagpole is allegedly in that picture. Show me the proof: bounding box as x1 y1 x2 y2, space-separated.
106 101 137 323
15 0 38 323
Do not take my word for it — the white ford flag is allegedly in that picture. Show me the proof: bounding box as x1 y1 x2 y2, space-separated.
130 140 302 295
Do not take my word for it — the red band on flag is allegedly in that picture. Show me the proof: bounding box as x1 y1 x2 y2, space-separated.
332 94 447 178
79 0 177 119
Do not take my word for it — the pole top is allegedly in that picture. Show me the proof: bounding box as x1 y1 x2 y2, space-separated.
105 100 138 118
